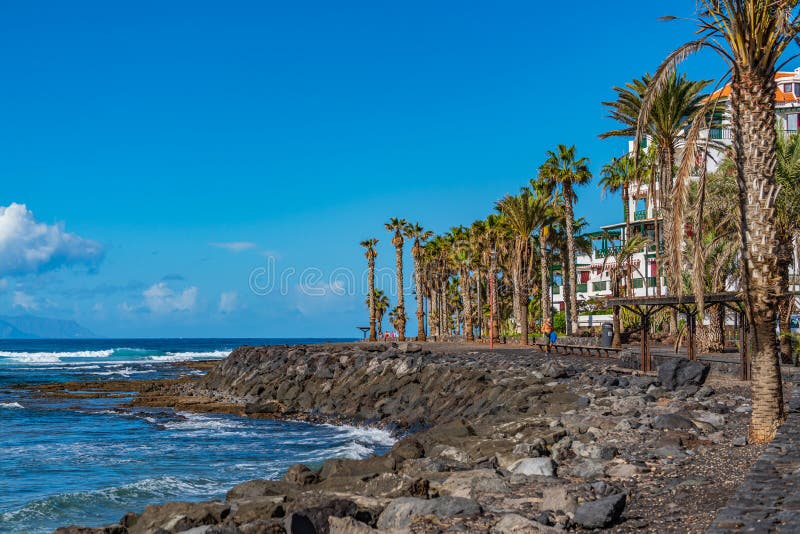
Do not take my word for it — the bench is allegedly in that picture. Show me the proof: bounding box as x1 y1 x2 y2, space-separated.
532 342 622 358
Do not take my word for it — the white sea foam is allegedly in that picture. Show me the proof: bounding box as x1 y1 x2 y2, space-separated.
0 401 24 409
91 367 156 378
162 412 247 432
0 349 114 364
152 350 230 361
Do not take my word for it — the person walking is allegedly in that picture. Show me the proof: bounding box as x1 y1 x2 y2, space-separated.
541 320 554 355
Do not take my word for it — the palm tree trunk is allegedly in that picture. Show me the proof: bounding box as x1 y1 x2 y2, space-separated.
368 259 377 341
414 253 426 341
564 183 579 335
461 267 474 341
395 242 406 341
489 255 499 342
539 233 551 325
475 267 482 340
611 272 622 347
777 233 793 364
515 276 528 345
731 69 785 443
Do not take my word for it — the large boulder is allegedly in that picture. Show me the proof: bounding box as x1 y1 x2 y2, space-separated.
126 501 230 534
572 493 626 529
284 498 357 534
376 496 482 529
653 413 697 431
657 359 709 391
283 464 319 486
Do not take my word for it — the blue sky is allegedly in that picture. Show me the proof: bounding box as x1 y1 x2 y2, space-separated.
0 1 736 337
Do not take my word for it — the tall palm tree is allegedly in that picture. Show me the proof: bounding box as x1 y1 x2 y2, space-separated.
368 289 389 336
385 218 409 341
775 131 800 363
360 238 379 342
470 219 488 339
602 233 649 347
496 189 548 345
483 214 505 343
539 144 592 335
531 177 560 326
407 222 433 341
651 0 799 442
602 73 713 325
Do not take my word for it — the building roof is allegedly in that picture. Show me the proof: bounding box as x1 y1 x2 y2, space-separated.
709 71 799 103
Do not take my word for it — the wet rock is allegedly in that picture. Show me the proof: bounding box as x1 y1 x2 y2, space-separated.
509 457 556 477
230 497 286 523
54 527 126 534
284 498 357 534
127 501 230 534
376 496 482 529
388 437 425 461
227 480 297 501
319 456 397 480
657 359 709 391
283 464 319 486
572 493 626 529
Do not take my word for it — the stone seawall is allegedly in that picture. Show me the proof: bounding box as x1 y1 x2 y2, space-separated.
158 342 587 430
58 343 767 534
708 371 800 533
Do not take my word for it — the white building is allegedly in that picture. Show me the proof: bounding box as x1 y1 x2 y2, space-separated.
551 70 800 315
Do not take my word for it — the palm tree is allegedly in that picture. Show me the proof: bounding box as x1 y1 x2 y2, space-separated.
407 222 433 341
360 238 379 342
483 214 505 343
531 177 560 327
539 144 592 335
385 218 409 341
651 1 800 442
368 289 389 336
600 154 641 242
602 233 649 347
602 73 713 326
775 131 800 363
496 189 548 345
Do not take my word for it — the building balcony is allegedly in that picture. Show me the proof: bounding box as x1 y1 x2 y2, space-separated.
576 283 587 293
710 127 797 139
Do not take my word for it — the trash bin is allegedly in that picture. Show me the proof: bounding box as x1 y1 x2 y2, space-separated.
601 322 614 347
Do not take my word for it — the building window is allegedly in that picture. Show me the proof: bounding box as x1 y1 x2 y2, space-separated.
784 83 794 93
794 83 800 96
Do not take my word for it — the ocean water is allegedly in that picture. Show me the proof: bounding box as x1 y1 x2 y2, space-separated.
0 339 394 533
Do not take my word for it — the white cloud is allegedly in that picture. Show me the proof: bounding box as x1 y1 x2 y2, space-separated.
210 242 256 252
12 291 38 311
0 203 103 275
218 291 238 313
143 282 198 313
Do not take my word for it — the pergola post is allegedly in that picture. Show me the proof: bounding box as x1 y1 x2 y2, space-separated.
739 312 750 381
640 312 651 373
687 312 697 361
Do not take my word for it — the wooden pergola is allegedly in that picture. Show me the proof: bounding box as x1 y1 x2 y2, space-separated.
605 292 750 380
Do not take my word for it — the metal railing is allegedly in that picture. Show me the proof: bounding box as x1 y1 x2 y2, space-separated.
633 209 648 221
576 283 588 293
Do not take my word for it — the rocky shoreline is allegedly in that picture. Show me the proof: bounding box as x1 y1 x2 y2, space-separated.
48 342 779 534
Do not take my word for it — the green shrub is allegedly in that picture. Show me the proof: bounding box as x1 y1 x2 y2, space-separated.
553 311 566 334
